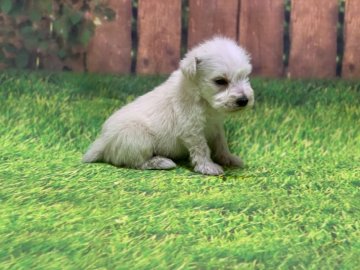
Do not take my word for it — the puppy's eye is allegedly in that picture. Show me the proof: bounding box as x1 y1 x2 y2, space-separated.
213 78 229 87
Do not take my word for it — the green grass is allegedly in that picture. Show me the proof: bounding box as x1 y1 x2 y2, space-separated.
0 71 359 269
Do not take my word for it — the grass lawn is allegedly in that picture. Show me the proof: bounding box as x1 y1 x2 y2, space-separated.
0 71 359 269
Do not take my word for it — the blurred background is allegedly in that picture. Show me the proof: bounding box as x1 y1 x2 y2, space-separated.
0 0 358 79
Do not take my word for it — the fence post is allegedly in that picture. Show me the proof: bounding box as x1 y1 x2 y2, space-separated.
188 0 239 49
239 0 284 77
342 0 360 79
87 0 132 74
136 0 181 74
289 0 338 78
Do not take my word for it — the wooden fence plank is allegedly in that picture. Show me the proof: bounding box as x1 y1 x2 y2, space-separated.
289 0 338 78
239 0 284 77
136 0 181 74
87 0 132 74
342 0 360 79
188 0 239 49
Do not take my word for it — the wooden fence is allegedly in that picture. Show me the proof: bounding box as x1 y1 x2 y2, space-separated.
3 0 360 79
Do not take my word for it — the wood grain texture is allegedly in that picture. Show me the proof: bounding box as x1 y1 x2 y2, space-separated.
239 0 284 77
136 0 181 74
188 0 239 49
289 0 338 78
87 0 132 74
342 0 360 79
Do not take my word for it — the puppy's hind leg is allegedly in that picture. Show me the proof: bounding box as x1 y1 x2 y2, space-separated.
140 156 176 170
104 124 175 171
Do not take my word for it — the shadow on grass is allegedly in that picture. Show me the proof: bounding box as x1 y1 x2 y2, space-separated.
84 157 247 181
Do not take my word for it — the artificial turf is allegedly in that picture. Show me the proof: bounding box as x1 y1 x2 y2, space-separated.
0 71 359 269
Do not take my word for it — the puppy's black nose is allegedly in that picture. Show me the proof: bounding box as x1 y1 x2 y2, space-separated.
236 97 248 107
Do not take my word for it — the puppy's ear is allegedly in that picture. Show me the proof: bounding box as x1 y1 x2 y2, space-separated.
180 56 201 78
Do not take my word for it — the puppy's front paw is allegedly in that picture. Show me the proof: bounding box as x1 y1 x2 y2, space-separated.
216 154 244 168
194 162 224 176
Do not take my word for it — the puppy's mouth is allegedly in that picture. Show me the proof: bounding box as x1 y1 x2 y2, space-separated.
223 100 254 113
224 106 247 113
212 96 254 113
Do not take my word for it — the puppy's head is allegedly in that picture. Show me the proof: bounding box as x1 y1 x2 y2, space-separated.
180 37 254 113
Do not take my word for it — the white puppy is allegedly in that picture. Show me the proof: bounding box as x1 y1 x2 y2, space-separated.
83 36 254 175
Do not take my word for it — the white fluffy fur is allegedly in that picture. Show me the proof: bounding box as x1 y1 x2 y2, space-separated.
83 37 254 175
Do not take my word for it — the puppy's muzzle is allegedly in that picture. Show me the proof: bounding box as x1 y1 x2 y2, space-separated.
235 96 249 107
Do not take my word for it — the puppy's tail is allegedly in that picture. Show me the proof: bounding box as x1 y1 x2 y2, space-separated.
82 138 105 163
